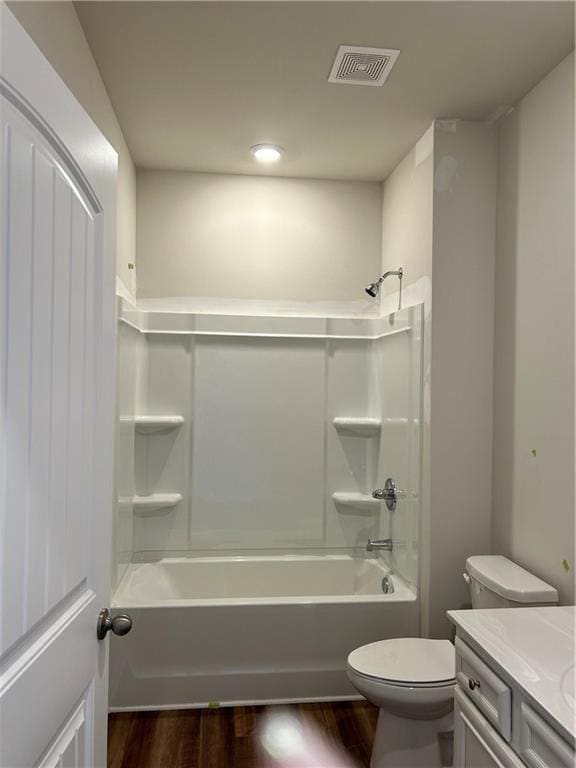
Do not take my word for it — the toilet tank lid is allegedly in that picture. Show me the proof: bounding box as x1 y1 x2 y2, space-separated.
466 556 558 603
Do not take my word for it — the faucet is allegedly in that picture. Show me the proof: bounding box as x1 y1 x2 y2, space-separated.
366 538 393 552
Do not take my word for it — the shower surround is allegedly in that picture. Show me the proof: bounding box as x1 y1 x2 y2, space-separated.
112 300 423 708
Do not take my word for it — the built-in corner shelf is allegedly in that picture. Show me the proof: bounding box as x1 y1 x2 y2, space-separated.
333 417 381 436
135 415 184 434
132 493 183 513
331 492 380 511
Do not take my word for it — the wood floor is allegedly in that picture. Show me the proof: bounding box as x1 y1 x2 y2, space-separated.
108 701 378 768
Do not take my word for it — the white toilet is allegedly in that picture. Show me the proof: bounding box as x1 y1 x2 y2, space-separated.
347 555 559 768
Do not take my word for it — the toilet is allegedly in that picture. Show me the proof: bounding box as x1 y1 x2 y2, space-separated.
347 555 559 768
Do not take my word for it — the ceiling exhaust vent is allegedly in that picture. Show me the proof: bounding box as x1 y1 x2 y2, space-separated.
328 45 400 87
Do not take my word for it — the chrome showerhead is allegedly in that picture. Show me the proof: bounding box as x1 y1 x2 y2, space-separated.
364 268 404 308
365 282 380 298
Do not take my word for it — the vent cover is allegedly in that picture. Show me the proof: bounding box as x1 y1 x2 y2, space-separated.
328 45 400 87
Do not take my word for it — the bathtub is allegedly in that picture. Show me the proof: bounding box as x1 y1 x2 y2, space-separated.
109 555 418 710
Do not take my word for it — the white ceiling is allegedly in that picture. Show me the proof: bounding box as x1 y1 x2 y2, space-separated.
76 1 574 181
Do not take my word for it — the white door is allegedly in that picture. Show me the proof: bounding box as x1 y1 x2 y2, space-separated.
0 7 118 767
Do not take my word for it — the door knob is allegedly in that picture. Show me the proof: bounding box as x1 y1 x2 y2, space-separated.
97 608 133 640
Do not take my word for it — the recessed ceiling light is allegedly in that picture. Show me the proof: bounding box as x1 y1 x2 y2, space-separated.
250 144 284 162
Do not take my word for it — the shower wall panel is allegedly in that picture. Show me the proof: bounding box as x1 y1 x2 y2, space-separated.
124 304 422 565
325 340 384 549
373 315 422 588
114 320 143 588
191 337 325 548
133 335 193 551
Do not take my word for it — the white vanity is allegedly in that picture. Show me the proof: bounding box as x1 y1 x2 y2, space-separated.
448 606 575 768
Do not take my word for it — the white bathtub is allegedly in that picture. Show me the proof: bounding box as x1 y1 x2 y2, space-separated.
109 555 418 710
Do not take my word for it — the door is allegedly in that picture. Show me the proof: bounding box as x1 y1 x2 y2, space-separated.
0 6 117 767
454 689 524 768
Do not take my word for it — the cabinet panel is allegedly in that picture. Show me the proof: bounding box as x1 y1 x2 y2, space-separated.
456 637 512 740
520 703 575 768
455 689 524 768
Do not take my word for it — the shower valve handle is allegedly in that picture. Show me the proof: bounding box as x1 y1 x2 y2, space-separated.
372 478 404 511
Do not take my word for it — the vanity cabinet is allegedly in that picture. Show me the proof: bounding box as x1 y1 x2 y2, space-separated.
455 689 524 768
453 632 575 768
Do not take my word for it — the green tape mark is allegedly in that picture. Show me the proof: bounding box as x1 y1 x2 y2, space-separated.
562 559 570 573
531 448 537 457
208 701 220 709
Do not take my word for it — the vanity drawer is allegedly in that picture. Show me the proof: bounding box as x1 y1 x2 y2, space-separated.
455 637 512 741
520 703 575 768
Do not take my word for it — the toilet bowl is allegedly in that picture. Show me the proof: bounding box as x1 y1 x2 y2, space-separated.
347 638 455 768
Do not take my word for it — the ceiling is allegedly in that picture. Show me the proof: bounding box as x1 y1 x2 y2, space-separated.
76 1 574 181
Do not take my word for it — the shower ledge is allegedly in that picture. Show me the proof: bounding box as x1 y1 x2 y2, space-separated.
132 493 183 513
333 417 381 436
331 492 380 511
135 415 184 434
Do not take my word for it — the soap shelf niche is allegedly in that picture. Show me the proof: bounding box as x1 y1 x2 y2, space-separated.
135 415 184 434
333 417 381 436
331 492 379 511
132 493 183 513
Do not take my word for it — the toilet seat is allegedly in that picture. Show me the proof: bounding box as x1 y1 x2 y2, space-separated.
347 638 455 688
349 668 455 689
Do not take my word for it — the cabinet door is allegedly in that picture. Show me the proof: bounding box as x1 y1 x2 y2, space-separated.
455 689 525 768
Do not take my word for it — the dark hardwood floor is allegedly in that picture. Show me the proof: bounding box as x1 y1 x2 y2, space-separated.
108 701 378 768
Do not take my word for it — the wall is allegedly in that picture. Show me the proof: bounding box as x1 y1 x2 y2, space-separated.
492 52 575 604
380 124 435 632
8 0 137 296
428 121 497 636
136 171 382 302
380 125 435 313
380 121 497 637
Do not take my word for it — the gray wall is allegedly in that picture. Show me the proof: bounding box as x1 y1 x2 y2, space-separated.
492 52 575 604
136 171 382 301
380 121 498 638
9 2 137 296
429 122 497 636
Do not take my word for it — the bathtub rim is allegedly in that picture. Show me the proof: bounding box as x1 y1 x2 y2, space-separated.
111 554 417 609
108 693 365 713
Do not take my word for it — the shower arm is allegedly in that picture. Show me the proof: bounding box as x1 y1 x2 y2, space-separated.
375 268 403 310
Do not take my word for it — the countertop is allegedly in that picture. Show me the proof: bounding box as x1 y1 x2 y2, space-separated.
448 606 575 744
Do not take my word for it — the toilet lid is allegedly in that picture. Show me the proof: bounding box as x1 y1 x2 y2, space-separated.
347 638 455 684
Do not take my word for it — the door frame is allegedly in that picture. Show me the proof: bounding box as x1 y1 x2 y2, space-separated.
0 5 118 764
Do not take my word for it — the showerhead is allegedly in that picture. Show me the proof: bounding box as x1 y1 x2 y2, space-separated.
364 268 404 307
365 282 380 298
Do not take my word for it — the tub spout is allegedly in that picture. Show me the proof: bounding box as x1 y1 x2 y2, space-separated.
366 538 393 552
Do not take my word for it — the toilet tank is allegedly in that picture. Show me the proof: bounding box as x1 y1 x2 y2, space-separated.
465 556 558 609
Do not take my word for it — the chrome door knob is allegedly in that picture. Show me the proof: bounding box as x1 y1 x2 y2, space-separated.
97 608 133 640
